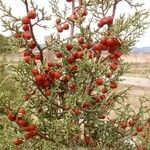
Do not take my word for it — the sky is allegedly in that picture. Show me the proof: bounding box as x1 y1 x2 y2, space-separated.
0 0 150 48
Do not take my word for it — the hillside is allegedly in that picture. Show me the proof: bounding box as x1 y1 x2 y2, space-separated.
132 47 150 53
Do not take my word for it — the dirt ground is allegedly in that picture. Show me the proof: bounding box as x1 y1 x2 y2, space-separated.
119 84 150 110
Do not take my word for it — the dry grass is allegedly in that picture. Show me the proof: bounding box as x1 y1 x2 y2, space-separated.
125 63 150 75
118 84 150 111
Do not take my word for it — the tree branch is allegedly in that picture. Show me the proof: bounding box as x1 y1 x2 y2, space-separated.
70 0 75 39
112 0 122 18
24 0 44 63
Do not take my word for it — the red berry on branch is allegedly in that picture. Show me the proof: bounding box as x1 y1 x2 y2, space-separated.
23 24 30 31
98 18 107 28
22 49 31 57
128 119 136 127
69 82 77 90
7 112 16 121
120 121 128 129
88 51 96 59
110 81 118 89
82 43 91 49
95 78 104 86
43 80 50 88
28 41 36 49
22 16 30 24
101 88 108 94
62 74 71 82
65 105 71 110
24 124 37 132
78 37 84 45
63 23 69 30
32 69 39 76
12 138 23 146
34 54 42 60
106 38 116 47
136 126 143 132
100 37 108 45
82 9 88 16
100 94 106 100
77 51 84 59
16 119 28 127
92 43 102 51
109 54 115 60
110 63 118 71
67 55 75 64
55 51 63 58
141 132 147 138
57 25 63 33
27 10 36 19
101 87 108 94
45 89 51 96
76 47 82 51
108 46 117 54
23 31 32 40
98 20 105 28
82 101 90 109
114 50 122 59
69 64 78 72
53 71 61 79
66 43 73 51
98 16 113 28
73 107 81 116
55 18 61 24
47 60 54 67
84 136 92 145
23 56 31 64
35 74 44 83
72 51 78 59
106 16 113 25
93 95 101 103
15 32 22 38
23 94 30 101
24 130 37 139
18 107 26 116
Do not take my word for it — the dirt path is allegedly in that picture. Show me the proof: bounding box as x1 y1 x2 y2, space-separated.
120 76 150 87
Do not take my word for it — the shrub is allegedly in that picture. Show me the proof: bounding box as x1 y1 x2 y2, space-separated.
0 0 150 149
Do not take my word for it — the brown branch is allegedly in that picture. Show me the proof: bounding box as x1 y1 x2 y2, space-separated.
37 132 55 143
112 0 122 18
70 0 75 39
37 85 64 110
24 0 44 63
84 52 101 95
79 0 83 6
124 0 143 8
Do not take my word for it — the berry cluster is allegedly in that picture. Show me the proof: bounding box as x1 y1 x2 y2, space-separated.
56 18 70 33
21 10 36 40
8 108 37 146
98 16 113 28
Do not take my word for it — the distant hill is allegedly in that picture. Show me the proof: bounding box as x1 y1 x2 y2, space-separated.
132 47 150 53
